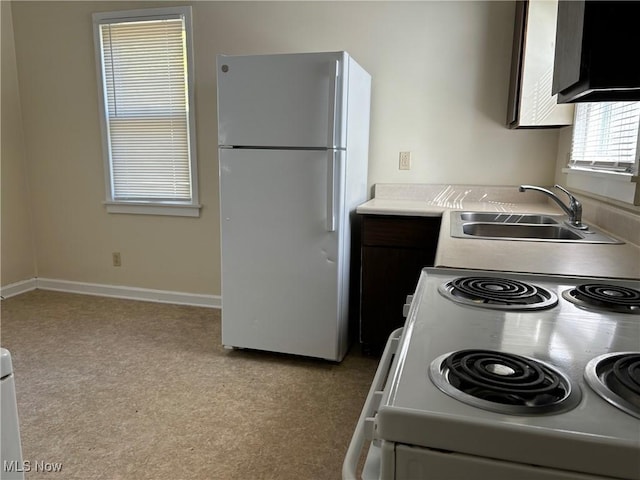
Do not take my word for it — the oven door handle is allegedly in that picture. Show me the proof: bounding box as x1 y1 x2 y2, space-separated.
342 328 403 480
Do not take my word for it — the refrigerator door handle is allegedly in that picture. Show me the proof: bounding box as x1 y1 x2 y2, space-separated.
327 60 339 149
327 150 337 232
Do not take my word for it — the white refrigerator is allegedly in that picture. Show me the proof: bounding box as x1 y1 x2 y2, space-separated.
217 52 371 361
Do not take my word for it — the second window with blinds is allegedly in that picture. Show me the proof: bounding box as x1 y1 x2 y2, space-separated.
570 102 640 174
565 101 640 206
93 6 199 217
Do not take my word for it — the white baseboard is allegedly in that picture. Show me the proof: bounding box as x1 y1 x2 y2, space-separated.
2 277 220 309
0 278 37 299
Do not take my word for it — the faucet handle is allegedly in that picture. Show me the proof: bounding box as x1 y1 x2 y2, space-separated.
554 185 585 229
554 184 581 208
554 184 575 200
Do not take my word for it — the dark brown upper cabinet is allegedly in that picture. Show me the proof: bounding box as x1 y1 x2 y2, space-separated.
552 1 640 103
507 0 574 128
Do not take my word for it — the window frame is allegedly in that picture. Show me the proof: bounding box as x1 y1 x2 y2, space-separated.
564 101 640 206
92 6 200 217
569 101 640 174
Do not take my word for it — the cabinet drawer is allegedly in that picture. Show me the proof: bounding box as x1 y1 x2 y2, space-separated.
362 215 441 248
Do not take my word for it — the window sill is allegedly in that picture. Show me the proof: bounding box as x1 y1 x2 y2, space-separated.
104 201 201 217
562 167 639 206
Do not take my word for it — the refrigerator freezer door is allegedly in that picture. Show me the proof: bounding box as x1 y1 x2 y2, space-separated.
219 148 346 360
217 52 346 149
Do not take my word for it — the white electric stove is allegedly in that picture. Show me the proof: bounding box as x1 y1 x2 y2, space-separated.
344 267 640 480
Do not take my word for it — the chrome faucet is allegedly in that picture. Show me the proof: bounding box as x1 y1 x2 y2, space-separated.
518 184 586 229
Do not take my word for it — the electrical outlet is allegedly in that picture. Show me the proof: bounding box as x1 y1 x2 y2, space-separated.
399 151 411 170
112 252 122 267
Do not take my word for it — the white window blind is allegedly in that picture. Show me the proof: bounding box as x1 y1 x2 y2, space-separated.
570 102 640 173
94 8 197 207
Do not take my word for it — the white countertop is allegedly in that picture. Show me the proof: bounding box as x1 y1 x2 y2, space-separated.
357 185 640 280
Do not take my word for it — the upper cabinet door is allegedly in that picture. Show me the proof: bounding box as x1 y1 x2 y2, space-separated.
506 0 574 128
552 1 640 103
216 52 346 149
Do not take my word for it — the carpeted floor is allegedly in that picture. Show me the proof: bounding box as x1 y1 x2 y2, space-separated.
1 290 378 480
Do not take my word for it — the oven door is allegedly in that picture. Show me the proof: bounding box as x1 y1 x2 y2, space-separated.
342 328 403 480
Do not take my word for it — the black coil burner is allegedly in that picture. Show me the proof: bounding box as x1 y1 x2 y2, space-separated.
585 352 640 419
438 276 558 311
429 349 581 415
563 284 640 314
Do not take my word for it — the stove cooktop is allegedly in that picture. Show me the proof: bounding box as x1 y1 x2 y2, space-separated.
376 268 640 479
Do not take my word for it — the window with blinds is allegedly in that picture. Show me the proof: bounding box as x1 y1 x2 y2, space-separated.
570 102 640 174
93 7 198 214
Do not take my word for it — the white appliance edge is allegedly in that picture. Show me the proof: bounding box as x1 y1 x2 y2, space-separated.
1 348 25 480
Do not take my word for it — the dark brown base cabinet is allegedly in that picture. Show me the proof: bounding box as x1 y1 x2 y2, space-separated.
359 214 441 356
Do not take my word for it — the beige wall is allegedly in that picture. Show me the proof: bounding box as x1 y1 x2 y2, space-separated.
6 1 561 295
1 0 36 287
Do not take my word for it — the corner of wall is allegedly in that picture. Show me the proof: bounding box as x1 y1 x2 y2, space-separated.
1 0 38 287
554 125 573 187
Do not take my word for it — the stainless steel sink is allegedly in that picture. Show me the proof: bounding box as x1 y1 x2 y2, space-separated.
462 223 582 240
459 212 559 224
450 211 623 244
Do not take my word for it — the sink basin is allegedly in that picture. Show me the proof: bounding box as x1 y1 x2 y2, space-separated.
450 211 623 244
462 223 582 240
459 212 559 224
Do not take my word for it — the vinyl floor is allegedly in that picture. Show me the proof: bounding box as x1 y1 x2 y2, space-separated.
1 290 377 480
